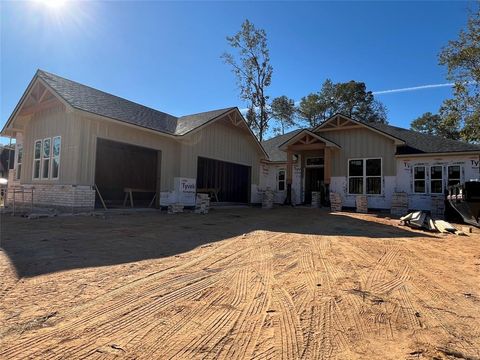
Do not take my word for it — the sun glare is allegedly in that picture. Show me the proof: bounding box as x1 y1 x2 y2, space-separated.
36 0 67 10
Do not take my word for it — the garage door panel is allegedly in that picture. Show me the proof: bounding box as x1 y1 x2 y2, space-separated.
95 139 158 206
197 157 250 203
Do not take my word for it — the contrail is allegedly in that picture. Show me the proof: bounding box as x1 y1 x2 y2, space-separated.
372 82 455 95
240 81 474 113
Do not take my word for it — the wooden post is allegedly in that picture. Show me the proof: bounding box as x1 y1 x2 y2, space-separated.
324 147 331 185
285 150 293 205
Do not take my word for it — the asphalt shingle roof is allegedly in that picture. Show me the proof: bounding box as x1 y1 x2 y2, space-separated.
37 70 234 136
261 129 303 162
367 122 480 155
175 108 236 135
262 122 480 161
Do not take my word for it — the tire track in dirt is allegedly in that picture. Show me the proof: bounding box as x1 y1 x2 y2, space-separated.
364 248 400 292
61 243 258 359
159 268 253 359
100 232 280 359
1 233 257 359
272 286 304 360
214 241 273 360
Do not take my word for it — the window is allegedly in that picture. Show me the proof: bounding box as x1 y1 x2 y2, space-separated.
277 169 286 191
413 166 426 193
52 136 61 179
42 138 51 179
366 159 382 194
348 158 382 195
430 166 443 194
16 144 23 180
306 157 324 167
32 137 61 180
448 165 461 187
33 140 41 179
348 159 363 194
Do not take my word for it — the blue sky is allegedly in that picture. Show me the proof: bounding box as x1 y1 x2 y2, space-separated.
0 1 476 144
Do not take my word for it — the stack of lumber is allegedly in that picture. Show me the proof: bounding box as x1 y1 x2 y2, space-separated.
262 188 274 209
391 192 409 217
329 192 342 212
400 211 464 234
195 193 210 214
167 203 184 214
311 191 321 208
430 195 445 217
356 195 368 213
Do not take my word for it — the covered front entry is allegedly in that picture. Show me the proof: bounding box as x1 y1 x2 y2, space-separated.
197 157 251 203
94 138 160 208
304 167 325 204
279 130 340 205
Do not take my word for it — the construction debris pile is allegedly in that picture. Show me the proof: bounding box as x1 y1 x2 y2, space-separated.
390 192 409 216
167 203 184 214
400 211 466 235
311 191 321 208
262 188 274 209
356 195 368 213
329 192 342 212
195 193 210 214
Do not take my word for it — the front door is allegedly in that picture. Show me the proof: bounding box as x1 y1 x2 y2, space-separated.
305 167 324 204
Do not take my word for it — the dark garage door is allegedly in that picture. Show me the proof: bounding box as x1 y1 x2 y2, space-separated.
95 138 159 207
197 157 251 203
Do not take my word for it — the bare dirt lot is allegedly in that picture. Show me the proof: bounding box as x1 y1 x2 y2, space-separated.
0 207 479 359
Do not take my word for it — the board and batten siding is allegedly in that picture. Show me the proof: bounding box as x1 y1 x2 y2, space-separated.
317 127 397 177
179 120 262 184
73 111 181 190
20 104 80 185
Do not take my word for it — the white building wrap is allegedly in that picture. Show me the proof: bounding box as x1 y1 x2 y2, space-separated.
396 154 480 211
260 153 479 211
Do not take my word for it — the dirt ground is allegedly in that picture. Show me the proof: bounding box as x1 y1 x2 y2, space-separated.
0 207 479 359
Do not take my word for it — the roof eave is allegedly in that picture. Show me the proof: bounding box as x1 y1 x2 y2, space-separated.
313 113 406 145
395 151 480 158
278 129 342 151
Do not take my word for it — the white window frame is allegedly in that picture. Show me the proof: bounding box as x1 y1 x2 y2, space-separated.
305 157 324 168
348 157 383 195
413 165 427 194
33 139 42 180
447 165 461 187
16 143 23 180
277 168 286 192
41 137 51 180
32 136 61 180
51 136 61 180
430 165 444 194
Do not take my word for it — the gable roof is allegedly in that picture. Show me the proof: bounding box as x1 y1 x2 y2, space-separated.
3 70 240 138
278 129 341 150
368 122 480 155
314 113 406 145
175 107 236 136
261 129 303 162
263 115 480 161
38 70 180 135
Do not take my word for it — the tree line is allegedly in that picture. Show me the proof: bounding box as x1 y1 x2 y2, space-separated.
223 7 479 143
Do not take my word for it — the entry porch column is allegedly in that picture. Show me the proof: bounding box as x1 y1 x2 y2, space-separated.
285 150 294 205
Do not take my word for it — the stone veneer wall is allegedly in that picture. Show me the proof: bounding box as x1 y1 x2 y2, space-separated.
6 175 95 213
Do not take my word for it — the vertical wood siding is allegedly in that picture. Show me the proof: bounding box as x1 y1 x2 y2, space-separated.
318 127 397 176
179 120 262 184
21 104 78 185
73 112 181 190
20 109 263 191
